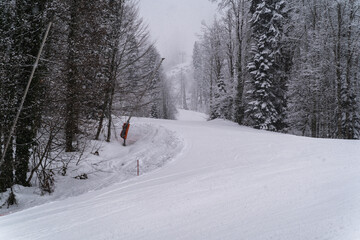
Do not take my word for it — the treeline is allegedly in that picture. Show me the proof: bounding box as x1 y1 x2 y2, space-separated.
0 0 176 197
192 0 360 139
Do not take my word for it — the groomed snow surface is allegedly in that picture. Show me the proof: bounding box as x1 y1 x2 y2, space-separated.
1 110 360 240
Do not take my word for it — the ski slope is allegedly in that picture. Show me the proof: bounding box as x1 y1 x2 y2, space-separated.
1 110 360 240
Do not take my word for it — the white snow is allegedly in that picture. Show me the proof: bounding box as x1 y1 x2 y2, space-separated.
1 109 360 240
0 119 183 215
175 109 207 121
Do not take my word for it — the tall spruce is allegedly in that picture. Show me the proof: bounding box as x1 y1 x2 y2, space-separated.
247 0 287 131
13 0 48 186
64 0 106 150
211 0 249 123
0 0 48 190
335 1 360 139
287 0 360 139
0 1 15 192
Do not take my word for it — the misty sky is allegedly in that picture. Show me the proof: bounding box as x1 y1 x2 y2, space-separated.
139 0 217 68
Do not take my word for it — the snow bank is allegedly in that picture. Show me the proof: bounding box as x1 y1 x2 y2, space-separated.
0 120 183 216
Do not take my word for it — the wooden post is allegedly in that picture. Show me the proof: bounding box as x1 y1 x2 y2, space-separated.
137 160 139 176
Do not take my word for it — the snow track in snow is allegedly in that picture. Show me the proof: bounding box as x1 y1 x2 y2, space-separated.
1 110 360 240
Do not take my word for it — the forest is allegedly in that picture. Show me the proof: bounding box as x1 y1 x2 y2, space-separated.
191 0 360 138
0 0 176 203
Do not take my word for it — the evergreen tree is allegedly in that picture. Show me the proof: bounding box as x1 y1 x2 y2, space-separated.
13 0 48 186
287 0 360 139
191 42 202 111
247 0 287 131
64 0 107 149
337 0 360 139
0 0 49 191
0 1 16 192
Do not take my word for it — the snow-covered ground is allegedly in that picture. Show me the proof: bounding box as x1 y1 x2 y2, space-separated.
0 118 183 215
1 110 360 240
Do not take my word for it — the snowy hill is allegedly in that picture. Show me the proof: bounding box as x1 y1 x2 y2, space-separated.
1 110 360 240
166 62 192 79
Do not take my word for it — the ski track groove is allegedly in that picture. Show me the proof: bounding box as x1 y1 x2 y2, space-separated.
1 110 360 240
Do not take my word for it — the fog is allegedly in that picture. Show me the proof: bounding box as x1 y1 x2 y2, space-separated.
138 0 217 69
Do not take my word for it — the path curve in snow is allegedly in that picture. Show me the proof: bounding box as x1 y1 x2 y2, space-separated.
1 110 360 240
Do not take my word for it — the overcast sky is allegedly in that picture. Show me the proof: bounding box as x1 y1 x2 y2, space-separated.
138 0 217 68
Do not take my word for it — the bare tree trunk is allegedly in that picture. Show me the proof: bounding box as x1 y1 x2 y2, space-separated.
106 84 115 142
234 0 245 124
65 1 80 152
181 71 188 110
311 100 317 138
335 3 343 139
95 89 110 140
344 0 355 139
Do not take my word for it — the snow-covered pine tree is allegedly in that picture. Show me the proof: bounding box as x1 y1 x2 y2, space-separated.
64 0 109 150
191 42 201 111
211 0 249 124
160 72 177 120
0 0 15 192
247 0 287 131
287 0 334 138
197 19 233 120
191 41 209 113
13 0 49 186
336 0 360 139
209 19 226 120
287 0 360 139
195 22 215 117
